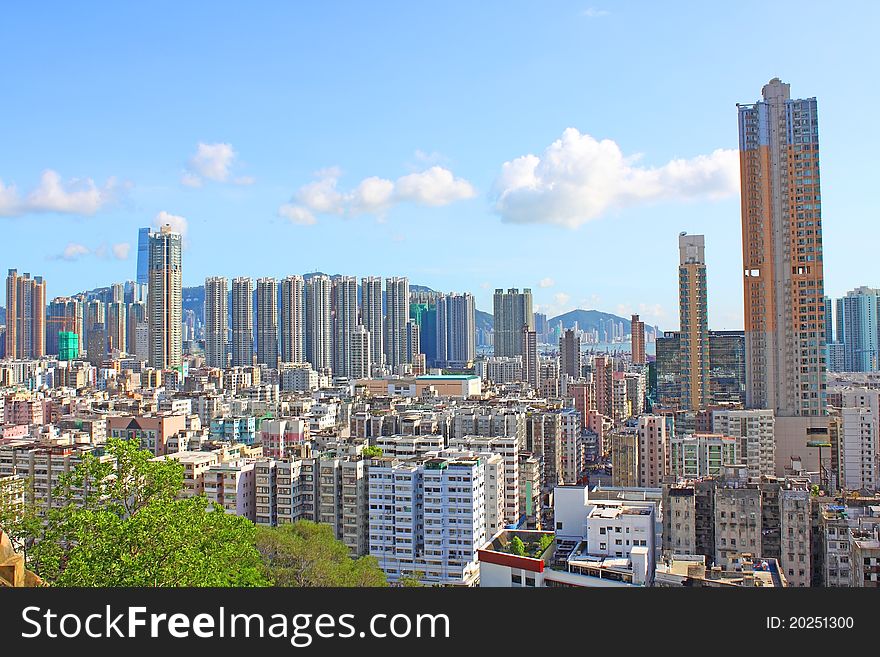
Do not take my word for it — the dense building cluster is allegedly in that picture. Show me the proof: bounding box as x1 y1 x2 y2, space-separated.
2 78 880 588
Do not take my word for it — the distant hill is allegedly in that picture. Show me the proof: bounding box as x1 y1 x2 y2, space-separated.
475 309 493 332
548 309 632 333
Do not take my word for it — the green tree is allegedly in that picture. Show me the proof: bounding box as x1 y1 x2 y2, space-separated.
537 534 553 555
361 446 384 459
509 536 526 556
398 571 425 587
256 520 387 587
0 438 268 587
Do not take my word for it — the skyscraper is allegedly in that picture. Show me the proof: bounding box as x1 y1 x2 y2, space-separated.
280 275 305 364
738 78 826 416
360 277 384 370
127 301 147 361
350 323 371 379
493 288 533 357
136 227 150 286
305 275 332 372
823 295 833 344
836 286 880 372
332 276 358 377
5 270 46 360
46 297 82 356
384 277 409 369
678 233 709 411
106 301 127 353
559 328 581 379
436 293 475 367
410 301 438 366
147 225 183 369
256 277 279 367
522 327 538 388
631 314 646 365
204 276 228 368
231 277 254 367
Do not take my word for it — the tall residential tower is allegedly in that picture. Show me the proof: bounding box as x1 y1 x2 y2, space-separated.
146 225 182 369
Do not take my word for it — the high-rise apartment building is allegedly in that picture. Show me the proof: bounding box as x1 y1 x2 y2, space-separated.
522 327 538 388
5 270 46 360
349 323 371 379
331 276 358 377
384 277 409 368
231 277 254 367
280 275 304 364
738 78 826 416
305 275 332 372
204 276 228 368
712 409 776 479
836 287 880 372
493 288 534 357
127 301 147 361
823 295 834 344
559 328 581 379
256 277 279 367
146 225 183 369
106 301 127 353
46 297 82 356
436 292 475 367
678 233 709 411
360 277 384 370
631 314 646 365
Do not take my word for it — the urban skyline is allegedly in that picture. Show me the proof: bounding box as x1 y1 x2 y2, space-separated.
1 3 877 330
5 4 880 596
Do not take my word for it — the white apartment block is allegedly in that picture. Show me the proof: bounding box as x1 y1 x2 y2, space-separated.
448 434 519 524
203 459 256 521
712 409 776 479
840 406 878 492
668 434 738 479
481 356 523 385
162 450 220 498
374 434 444 460
280 364 319 392
368 455 486 586
559 408 582 485
450 408 526 449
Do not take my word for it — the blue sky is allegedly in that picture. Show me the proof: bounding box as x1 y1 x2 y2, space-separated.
1 1 876 329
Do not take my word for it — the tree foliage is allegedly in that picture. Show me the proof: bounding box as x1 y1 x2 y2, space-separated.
509 536 526 556
397 571 426 587
0 438 267 587
256 520 387 587
361 445 384 459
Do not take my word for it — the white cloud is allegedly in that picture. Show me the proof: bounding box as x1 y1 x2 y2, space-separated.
539 277 555 288
582 8 610 18
394 167 476 206
0 170 117 217
152 211 189 240
278 204 316 226
112 243 131 260
492 128 739 228
60 243 90 261
182 142 253 187
279 166 476 225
